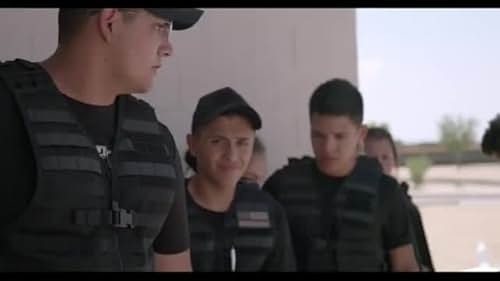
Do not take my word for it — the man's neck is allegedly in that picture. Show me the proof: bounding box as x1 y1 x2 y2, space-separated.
40 46 120 106
316 157 357 178
188 175 236 213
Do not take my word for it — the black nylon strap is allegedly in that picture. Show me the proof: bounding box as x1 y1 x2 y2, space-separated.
11 233 117 254
118 161 176 179
41 156 102 174
35 133 93 148
233 235 273 249
27 109 77 124
0 68 52 97
190 239 216 252
122 119 160 135
73 208 164 229
339 209 375 225
117 138 135 151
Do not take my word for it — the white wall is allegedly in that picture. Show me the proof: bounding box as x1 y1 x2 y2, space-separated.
0 8 358 177
0 9 57 61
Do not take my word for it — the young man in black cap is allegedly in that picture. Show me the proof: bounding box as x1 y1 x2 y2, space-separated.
0 8 203 271
262 78 419 272
183 87 296 271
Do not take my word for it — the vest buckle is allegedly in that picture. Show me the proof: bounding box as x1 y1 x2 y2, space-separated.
111 201 135 228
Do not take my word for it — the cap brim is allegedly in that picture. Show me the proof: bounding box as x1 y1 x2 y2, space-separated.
145 8 204 30
219 104 262 130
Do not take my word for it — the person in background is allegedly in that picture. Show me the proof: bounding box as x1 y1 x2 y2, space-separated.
365 126 435 272
242 135 268 186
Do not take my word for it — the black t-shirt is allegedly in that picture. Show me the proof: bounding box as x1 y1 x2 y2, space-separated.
186 189 232 271
401 182 434 271
185 180 296 271
0 76 189 255
262 160 411 270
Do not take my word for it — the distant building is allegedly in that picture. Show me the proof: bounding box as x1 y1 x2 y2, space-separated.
398 143 495 165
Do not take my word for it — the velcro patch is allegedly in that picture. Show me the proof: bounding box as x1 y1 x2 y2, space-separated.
236 211 270 228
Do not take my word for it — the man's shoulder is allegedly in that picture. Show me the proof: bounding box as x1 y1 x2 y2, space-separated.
379 174 400 189
121 96 175 144
123 94 155 112
0 59 41 79
377 174 405 203
0 59 34 87
263 156 316 197
156 122 179 157
273 155 315 178
157 121 172 135
238 181 273 201
286 155 315 167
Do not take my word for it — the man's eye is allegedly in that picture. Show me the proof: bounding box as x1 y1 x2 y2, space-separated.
155 24 166 31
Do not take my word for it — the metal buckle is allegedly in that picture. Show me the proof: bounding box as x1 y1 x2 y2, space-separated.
111 201 135 228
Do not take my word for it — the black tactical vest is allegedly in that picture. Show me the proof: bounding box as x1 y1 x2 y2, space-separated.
187 182 276 272
0 59 178 271
273 156 384 272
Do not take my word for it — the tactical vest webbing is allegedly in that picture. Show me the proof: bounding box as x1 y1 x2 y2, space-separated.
275 156 384 272
187 182 275 272
0 59 178 271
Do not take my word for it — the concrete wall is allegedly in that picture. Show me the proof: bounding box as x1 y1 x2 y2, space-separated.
0 8 358 177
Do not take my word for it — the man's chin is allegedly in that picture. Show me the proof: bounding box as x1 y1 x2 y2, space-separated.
131 85 153 95
214 177 241 189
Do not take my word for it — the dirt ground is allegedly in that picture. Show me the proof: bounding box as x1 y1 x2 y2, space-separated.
419 204 500 271
400 163 500 271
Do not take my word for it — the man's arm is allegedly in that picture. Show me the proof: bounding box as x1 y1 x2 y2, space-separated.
410 205 435 271
153 125 192 271
261 169 283 199
381 176 419 272
154 250 192 272
0 82 37 227
389 244 419 272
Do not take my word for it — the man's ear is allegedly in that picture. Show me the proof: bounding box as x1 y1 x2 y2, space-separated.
97 8 120 43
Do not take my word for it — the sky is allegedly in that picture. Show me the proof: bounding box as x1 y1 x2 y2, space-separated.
356 8 500 144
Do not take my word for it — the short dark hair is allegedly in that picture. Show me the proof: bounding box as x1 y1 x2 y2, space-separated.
309 78 364 125
481 114 500 156
57 8 138 46
366 127 399 163
58 9 93 46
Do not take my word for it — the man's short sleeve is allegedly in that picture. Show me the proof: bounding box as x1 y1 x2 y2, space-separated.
381 176 412 251
152 124 190 254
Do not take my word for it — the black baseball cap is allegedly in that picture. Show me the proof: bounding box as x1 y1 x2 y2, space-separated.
191 87 262 133
145 8 204 30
